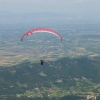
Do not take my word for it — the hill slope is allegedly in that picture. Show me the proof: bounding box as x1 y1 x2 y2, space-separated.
0 57 100 99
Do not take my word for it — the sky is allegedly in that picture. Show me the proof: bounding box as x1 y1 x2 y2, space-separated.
0 0 100 14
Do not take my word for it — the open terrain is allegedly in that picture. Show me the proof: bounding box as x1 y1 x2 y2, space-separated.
0 23 100 66
0 23 100 99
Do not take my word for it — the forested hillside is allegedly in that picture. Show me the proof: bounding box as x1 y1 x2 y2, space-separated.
0 57 100 99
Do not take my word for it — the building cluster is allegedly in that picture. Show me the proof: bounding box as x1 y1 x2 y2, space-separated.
80 95 96 100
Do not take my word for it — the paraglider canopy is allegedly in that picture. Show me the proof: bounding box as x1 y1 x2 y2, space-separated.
21 28 62 41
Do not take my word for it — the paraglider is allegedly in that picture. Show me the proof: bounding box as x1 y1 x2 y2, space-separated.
21 28 62 41
21 28 62 65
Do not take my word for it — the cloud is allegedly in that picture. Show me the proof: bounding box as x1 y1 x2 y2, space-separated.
76 0 98 3
0 0 100 14
76 0 84 2
0 0 58 3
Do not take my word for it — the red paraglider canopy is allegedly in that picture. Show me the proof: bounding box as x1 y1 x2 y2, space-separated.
21 28 62 41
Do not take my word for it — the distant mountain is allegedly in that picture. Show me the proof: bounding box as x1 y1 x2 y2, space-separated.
0 11 67 20
0 11 99 24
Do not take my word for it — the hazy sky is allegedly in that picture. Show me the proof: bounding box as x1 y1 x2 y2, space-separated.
0 0 100 14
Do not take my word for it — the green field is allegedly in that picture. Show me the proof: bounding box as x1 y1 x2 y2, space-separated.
0 23 100 66
0 23 100 99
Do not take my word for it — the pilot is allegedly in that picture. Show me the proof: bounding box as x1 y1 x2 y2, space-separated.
40 60 44 65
